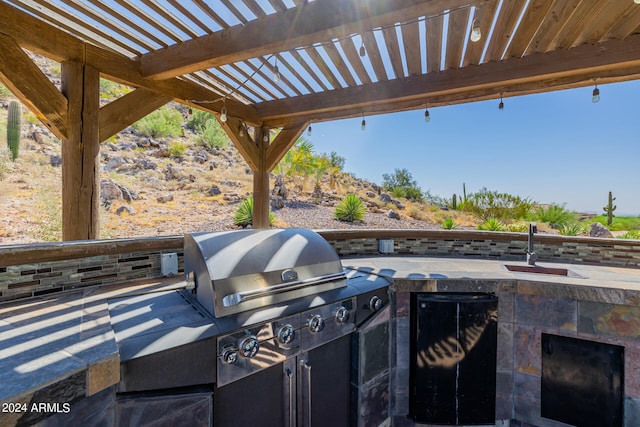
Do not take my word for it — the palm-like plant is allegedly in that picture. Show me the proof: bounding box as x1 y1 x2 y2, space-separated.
441 218 458 230
233 196 275 228
477 218 506 231
334 194 366 222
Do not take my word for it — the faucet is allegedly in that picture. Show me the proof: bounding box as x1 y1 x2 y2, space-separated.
527 222 538 266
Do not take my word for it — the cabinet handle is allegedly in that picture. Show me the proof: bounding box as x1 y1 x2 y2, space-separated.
286 368 295 427
300 360 312 427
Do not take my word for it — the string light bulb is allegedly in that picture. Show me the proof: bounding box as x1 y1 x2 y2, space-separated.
238 123 245 137
263 128 269 142
359 39 366 57
635 0 640 5
498 95 504 110
592 84 600 103
470 19 482 43
361 115 366 131
424 108 430 123
273 56 280 82
307 125 312 136
187 106 193 119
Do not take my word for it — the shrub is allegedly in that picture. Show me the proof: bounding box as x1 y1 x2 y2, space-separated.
465 188 533 221
477 218 506 231
133 106 183 138
441 217 457 230
382 168 423 201
534 204 576 228
506 222 529 232
618 230 640 240
199 118 228 149
0 83 10 98
168 141 187 157
233 196 274 228
334 194 366 222
559 223 585 236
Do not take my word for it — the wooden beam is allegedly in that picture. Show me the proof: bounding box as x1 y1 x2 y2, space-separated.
0 33 68 139
61 61 101 241
218 116 260 171
0 2 260 125
252 127 270 229
265 121 308 172
258 34 640 125
140 0 486 80
99 88 172 142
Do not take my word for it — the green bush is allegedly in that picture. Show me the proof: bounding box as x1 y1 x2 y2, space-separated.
168 140 187 157
382 168 423 201
618 230 640 240
477 218 506 231
199 118 228 149
133 106 183 138
334 194 366 222
533 204 576 228
441 218 457 230
506 222 529 232
558 223 585 236
466 188 533 221
0 83 11 98
233 196 274 228
591 215 640 231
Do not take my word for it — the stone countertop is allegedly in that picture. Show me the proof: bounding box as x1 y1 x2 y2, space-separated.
342 256 640 295
0 276 185 426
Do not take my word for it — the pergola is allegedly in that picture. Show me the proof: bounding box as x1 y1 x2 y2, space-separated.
1 0 640 240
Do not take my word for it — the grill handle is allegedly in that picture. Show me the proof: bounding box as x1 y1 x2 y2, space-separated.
221 271 346 307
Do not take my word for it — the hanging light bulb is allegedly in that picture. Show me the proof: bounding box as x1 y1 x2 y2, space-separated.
307 125 312 136
238 123 245 137
359 40 366 57
263 128 269 142
498 95 504 110
273 56 280 82
361 115 366 131
187 106 193 119
220 106 227 122
635 0 640 5
424 108 430 123
592 85 600 103
470 19 482 43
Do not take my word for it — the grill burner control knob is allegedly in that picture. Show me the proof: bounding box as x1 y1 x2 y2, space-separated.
222 348 238 364
308 314 325 333
238 336 260 358
277 324 295 345
369 296 384 312
335 306 350 323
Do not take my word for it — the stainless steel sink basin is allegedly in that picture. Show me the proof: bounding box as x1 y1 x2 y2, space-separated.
504 264 584 278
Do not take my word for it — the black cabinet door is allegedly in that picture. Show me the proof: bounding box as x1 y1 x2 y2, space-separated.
214 363 285 427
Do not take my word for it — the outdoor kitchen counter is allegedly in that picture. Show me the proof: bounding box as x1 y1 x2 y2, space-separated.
2 256 640 426
0 276 185 426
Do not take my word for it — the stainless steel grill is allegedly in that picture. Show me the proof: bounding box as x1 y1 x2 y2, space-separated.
184 228 347 318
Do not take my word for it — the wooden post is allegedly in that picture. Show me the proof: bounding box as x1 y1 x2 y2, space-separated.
61 61 101 241
253 127 270 229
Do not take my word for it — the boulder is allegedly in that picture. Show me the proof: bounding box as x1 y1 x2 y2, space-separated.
387 209 401 220
379 193 392 203
49 155 62 167
590 222 613 238
157 194 174 203
115 205 135 216
206 186 222 196
100 180 123 202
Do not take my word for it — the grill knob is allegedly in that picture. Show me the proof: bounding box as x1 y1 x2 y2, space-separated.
335 306 350 323
238 336 260 358
369 296 384 312
222 347 238 364
308 314 325 333
277 324 295 345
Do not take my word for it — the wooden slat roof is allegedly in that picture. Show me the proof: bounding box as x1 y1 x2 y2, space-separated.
2 0 640 129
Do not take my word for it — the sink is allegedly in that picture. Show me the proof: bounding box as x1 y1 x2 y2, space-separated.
504 264 584 278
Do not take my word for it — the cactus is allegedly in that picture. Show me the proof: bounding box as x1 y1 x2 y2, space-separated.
603 191 617 226
452 193 457 210
463 182 467 203
6 101 21 161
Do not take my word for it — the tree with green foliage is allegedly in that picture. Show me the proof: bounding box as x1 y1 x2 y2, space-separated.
465 187 533 221
382 168 423 201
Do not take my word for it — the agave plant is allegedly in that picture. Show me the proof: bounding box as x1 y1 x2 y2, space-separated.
334 194 366 222
477 218 506 231
558 223 585 236
233 196 274 228
441 217 458 230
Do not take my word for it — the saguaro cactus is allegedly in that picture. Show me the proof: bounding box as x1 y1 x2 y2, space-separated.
452 193 457 210
603 191 617 226
7 101 21 160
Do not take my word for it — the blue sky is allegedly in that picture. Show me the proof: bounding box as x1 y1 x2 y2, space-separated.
307 80 640 216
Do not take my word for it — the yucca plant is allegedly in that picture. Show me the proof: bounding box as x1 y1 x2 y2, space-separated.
558 223 585 236
477 218 506 231
441 217 458 230
618 230 640 240
334 194 366 222
233 196 274 228
506 222 529 232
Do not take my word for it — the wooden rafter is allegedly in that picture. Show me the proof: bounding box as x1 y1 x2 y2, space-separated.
0 33 68 139
140 0 485 80
265 121 308 172
258 33 640 125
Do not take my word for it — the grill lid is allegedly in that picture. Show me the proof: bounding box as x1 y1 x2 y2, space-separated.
184 228 346 318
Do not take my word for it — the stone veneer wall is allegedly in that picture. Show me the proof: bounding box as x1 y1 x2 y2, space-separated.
2 230 640 302
392 278 640 427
